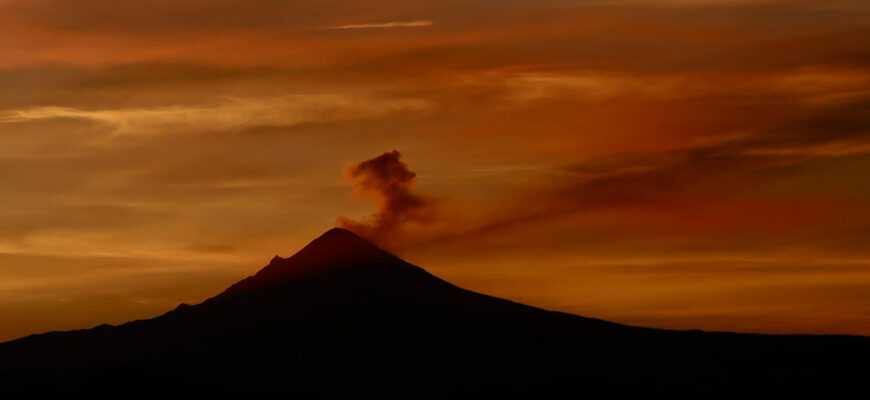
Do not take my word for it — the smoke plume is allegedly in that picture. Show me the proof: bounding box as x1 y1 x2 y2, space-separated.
336 150 434 248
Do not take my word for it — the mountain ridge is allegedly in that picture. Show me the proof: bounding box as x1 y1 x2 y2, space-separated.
209 227 415 300
1 228 868 398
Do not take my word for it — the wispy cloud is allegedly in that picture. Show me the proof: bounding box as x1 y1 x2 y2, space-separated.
0 95 430 135
501 68 870 104
325 20 433 30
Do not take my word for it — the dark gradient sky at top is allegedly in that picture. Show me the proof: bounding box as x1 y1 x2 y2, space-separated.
1 0 869 340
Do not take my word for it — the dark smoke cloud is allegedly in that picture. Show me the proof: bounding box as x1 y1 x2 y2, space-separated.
418 96 870 247
336 150 435 248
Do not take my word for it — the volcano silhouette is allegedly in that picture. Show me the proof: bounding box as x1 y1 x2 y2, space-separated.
1 228 868 398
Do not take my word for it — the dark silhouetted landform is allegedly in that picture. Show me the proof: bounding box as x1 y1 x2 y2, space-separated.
1 228 868 398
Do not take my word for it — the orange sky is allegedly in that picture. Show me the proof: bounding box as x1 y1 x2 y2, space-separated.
1 0 869 341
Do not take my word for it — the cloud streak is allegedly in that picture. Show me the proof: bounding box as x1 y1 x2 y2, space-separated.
326 20 433 30
0 95 430 135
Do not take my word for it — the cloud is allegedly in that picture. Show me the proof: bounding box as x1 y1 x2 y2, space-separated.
325 21 433 30
501 68 870 104
336 150 435 248
421 95 870 247
0 95 430 136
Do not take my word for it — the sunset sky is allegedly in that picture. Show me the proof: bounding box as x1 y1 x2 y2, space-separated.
1 0 870 341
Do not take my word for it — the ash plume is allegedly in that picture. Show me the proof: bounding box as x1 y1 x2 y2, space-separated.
336 150 434 248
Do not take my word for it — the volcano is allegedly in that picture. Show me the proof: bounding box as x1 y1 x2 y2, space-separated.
1 228 868 398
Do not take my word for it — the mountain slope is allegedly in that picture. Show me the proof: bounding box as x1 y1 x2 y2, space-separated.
1 228 868 398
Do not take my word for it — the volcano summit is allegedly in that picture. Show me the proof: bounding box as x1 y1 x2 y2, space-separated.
1 228 867 398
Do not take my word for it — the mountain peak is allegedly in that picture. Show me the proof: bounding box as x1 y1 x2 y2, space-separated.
211 227 398 300
298 227 389 264
313 227 374 248
321 226 360 238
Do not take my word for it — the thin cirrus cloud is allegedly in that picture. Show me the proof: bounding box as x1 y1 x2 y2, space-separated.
0 94 431 135
325 20 433 30
500 68 870 104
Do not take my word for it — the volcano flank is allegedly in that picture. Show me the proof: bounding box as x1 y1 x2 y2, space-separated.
1 228 867 398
